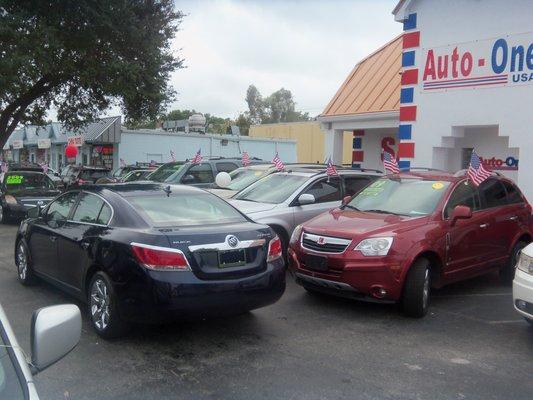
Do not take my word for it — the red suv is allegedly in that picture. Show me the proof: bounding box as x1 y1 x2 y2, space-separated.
288 171 532 317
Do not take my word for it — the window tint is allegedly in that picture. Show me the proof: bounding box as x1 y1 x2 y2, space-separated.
302 178 341 203
444 181 479 218
234 174 307 204
216 162 239 173
46 192 78 223
72 193 105 224
480 179 508 208
343 176 371 197
183 163 214 184
97 203 112 225
502 181 524 204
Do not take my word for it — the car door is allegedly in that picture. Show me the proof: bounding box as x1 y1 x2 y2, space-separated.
181 162 215 187
56 192 112 290
28 191 79 279
292 177 342 227
442 180 494 278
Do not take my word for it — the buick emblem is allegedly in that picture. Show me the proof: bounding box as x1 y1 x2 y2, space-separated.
317 236 326 245
227 235 239 248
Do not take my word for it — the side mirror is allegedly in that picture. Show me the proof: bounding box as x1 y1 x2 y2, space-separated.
298 193 315 205
181 174 195 184
451 205 472 225
26 206 41 219
30 304 81 374
342 195 352 206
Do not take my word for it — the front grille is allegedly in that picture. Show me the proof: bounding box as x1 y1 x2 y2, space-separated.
301 233 351 254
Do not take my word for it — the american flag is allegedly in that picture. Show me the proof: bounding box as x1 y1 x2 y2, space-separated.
191 149 202 164
242 151 250 166
468 150 492 186
170 150 176 162
272 152 285 171
383 151 400 174
120 158 126 167
326 156 338 177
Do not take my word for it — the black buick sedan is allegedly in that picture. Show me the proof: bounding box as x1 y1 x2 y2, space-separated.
15 183 285 338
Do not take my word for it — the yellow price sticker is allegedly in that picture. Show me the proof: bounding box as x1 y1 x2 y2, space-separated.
432 182 444 190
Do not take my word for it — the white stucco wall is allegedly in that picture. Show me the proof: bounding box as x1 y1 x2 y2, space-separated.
400 0 533 198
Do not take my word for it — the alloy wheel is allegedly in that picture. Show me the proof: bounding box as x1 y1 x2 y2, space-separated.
422 268 430 310
0 206 3 223
90 278 110 331
17 243 27 281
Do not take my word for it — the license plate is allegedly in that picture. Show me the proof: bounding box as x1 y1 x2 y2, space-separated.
305 254 328 272
218 249 246 268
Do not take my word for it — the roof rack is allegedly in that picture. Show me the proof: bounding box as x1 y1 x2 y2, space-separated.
453 169 502 177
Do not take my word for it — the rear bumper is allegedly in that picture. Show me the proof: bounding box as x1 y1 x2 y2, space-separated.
116 260 286 323
513 268 533 320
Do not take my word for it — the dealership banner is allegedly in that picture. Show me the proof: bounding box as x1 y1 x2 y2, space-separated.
11 140 23 149
37 138 51 149
67 135 84 147
422 31 533 91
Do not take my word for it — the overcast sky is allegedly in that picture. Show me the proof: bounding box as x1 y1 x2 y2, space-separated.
169 0 401 119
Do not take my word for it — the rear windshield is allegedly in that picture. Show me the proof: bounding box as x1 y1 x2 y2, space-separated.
348 178 451 216
234 174 307 204
128 192 246 227
2 172 54 192
225 168 268 191
148 163 185 182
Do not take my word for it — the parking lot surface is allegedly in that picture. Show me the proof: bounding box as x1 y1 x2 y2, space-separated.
1 223 532 400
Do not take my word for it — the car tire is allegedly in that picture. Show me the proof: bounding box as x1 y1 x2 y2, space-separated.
0 206 8 224
15 240 37 286
402 258 431 318
88 271 129 339
501 240 529 283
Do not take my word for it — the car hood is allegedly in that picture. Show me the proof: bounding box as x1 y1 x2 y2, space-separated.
303 208 429 238
207 188 238 199
228 199 278 214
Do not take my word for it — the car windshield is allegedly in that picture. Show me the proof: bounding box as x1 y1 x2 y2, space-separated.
148 162 185 182
234 173 307 204
123 170 150 182
225 168 269 191
128 191 246 227
348 178 451 216
2 173 53 192
0 326 26 400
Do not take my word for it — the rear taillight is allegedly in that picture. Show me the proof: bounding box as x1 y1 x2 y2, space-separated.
267 236 283 262
131 242 191 271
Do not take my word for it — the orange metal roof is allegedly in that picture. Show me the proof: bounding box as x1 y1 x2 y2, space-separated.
321 35 402 117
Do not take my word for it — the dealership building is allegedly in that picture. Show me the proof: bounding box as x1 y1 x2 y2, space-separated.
321 0 533 199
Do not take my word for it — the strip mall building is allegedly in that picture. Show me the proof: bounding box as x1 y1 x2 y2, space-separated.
320 0 533 199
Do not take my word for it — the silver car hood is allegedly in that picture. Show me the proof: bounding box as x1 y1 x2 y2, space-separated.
228 199 278 214
207 188 238 199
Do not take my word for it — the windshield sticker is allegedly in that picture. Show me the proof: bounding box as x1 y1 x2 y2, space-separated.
254 171 263 176
360 187 383 196
432 182 445 190
6 175 23 184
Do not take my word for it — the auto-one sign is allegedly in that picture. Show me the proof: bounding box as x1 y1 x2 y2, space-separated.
422 32 533 90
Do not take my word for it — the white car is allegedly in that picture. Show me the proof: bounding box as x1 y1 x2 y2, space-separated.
513 243 533 325
0 303 81 399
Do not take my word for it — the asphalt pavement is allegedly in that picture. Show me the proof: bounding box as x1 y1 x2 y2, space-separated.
0 223 532 400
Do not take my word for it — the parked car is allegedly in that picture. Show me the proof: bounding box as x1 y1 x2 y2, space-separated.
159 157 267 188
16 183 285 338
288 171 532 317
209 163 347 199
121 169 154 182
513 242 533 325
0 302 81 399
229 167 382 252
0 171 60 223
145 161 186 182
6 162 63 188
111 163 161 181
62 165 111 188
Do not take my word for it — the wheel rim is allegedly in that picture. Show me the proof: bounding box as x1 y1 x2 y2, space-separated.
0 206 3 222
90 278 110 330
17 243 27 280
422 268 430 309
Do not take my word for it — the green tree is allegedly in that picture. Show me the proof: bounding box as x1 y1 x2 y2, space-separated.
0 0 184 148
235 113 251 136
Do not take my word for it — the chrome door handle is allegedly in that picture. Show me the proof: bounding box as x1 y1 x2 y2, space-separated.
509 216 518 221
479 223 490 229
49 236 57 242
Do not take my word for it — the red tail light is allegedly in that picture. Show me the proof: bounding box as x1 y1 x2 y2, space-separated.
131 242 191 271
267 236 283 262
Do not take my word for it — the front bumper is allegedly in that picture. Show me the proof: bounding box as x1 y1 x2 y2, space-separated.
288 247 405 301
116 260 286 323
513 268 533 320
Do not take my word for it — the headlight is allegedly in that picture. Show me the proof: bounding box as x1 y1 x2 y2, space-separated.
355 237 394 256
517 251 533 275
4 195 17 205
290 224 303 245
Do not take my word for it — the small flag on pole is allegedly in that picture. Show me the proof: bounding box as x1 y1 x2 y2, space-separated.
272 152 285 171
383 151 400 174
191 149 202 164
242 151 250 167
467 150 492 186
120 158 126 168
326 156 338 177
170 150 176 162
